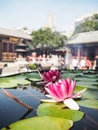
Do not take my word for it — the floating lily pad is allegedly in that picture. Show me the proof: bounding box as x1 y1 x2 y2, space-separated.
0 82 17 88
75 86 98 100
24 72 41 79
37 103 84 122
74 86 98 109
26 78 42 82
75 77 98 82
77 99 98 109
76 82 98 89
0 75 31 88
2 116 73 130
62 73 75 79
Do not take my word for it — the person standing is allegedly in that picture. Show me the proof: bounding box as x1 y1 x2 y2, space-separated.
72 57 78 70
94 55 98 70
79 57 86 70
86 58 91 70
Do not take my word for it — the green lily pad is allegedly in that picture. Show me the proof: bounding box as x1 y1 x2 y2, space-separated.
24 72 41 79
2 116 73 130
37 103 84 122
0 75 31 88
75 86 98 100
76 82 98 89
82 89 98 100
26 78 42 82
75 77 98 82
74 86 98 108
62 73 75 79
12 78 30 85
0 82 17 88
77 99 98 109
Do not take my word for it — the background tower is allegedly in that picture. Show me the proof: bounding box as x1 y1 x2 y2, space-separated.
45 15 56 31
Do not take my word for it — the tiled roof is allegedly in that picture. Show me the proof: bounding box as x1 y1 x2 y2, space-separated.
0 27 32 40
67 31 98 45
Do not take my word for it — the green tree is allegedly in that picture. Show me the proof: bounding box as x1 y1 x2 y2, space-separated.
92 13 98 20
29 28 67 50
73 13 98 35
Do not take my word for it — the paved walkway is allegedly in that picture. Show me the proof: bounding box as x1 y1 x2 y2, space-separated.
0 62 33 77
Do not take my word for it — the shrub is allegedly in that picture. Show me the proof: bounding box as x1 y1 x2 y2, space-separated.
28 63 37 70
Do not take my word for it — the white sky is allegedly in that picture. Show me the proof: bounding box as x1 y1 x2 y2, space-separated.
0 0 98 32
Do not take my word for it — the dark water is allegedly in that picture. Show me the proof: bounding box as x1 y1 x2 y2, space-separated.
0 86 98 130
0 87 46 129
72 107 98 130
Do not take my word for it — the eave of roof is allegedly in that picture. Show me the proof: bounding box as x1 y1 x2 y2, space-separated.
15 49 28 52
0 27 32 40
67 31 98 45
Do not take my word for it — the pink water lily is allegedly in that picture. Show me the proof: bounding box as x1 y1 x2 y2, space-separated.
42 70 61 84
42 78 86 110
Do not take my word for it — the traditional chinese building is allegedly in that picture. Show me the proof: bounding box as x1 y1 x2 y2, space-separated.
0 27 32 61
66 31 98 62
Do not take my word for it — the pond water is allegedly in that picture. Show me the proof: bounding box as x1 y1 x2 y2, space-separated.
0 70 98 130
0 87 46 129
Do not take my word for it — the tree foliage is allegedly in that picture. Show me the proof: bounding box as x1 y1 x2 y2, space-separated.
73 13 98 34
29 28 67 50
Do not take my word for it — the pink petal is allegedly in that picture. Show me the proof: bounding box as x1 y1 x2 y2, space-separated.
45 82 53 87
52 83 65 101
58 83 68 99
63 98 79 110
63 79 70 91
45 81 68 101
46 73 52 81
42 72 51 82
45 86 62 101
52 76 57 82
72 88 87 98
67 80 76 97
62 78 76 98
